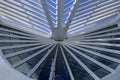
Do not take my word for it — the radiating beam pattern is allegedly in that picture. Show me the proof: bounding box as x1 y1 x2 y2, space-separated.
0 24 120 80
0 0 120 80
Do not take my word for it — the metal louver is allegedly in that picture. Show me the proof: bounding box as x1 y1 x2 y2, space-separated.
0 0 120 80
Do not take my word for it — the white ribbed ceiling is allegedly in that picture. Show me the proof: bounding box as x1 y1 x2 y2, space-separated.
0 0 120 36
0 0 120 80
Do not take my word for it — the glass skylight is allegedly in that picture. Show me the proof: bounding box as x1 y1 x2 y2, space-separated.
0 0 120 36
0 0 50 34
68 0 120 35
0 0 120 80
62 0 75 26
46 0 76 27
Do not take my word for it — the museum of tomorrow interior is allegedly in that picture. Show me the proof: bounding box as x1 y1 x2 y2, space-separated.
0 0 120 80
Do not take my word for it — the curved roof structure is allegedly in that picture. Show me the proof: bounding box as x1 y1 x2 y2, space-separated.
0 0 120 80
0 0 120 37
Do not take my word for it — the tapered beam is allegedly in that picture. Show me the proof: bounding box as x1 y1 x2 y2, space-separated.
26 45 55 77
67 43 120 64
62 44 100 80
0 27 35 38
79 38 120 42
12 44 53 68
40 0 54 31
0 34 37 40
84 27 119 37
83 32 120 39
57 0 64 28
0 43 42 50
65 0 81 31
75 42 120 47
4 44 50 58
0 40 41 43
74 44 120 55
65 44 114 72
60 45 75 80
49 45 58 80
66 37 120 43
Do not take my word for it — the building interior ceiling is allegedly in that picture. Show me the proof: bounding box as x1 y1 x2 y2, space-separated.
0 0 120 80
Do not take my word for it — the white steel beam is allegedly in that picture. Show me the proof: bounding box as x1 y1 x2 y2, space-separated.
0 40 40 43
12 44 53 68
57 0 64 28
60 45 75 80
26 45 55 77
0 43 42 50
40 0 54 31
75 42 120 48
75 44 120 55
4 44 50 58
62 44 100 80
49 45 58 80
83 32 120 39
67 43 120 64
0 27 36 38
65 44 114 72
0 34 38 40
64 0 81 31
78 38 120 42
84 27 119 37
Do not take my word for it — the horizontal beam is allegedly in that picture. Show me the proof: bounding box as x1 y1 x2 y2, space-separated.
83 32 120 39
0 42 42 50
4 44 50 58
67 43 120 64
76 42 120 47
0 40 41 43
0 27 35 38
0 34 38 40
83 27 119 37
74 44 120 55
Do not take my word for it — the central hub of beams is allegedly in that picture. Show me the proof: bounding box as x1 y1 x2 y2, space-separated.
51 0 66 41
50 0 67 41
52 27 67 41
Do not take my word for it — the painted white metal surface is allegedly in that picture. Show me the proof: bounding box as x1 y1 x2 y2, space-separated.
0 0 120 80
